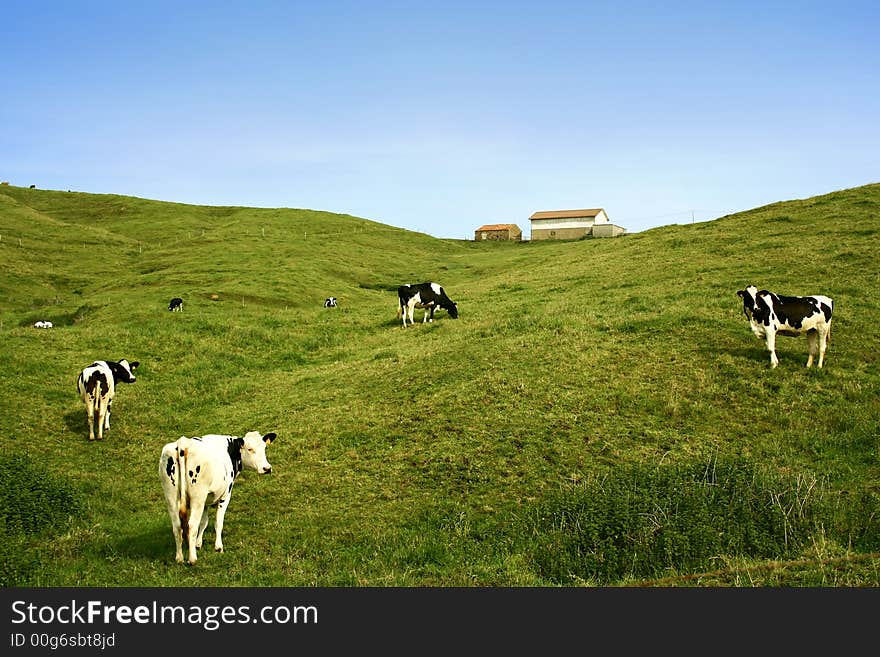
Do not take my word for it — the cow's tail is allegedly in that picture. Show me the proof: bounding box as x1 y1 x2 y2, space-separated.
175 438 190 542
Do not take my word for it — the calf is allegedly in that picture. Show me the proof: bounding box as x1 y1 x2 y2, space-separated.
324 297 337 308
168 297 184 312
737 285 833 368
76 359 139 440
397 282 459 327
159 430 277 565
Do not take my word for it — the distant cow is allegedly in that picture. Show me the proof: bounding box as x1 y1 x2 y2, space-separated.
737 285 833 368
159 430 277 565
33 320 53 328
29 184 35 189
397 282 459 327
76 359 139 440
168 297 184 312
324 297 337 308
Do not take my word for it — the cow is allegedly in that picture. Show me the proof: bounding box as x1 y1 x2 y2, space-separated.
324 297 337 308
397 282 459 327
168 297 184 312
76 359 139 440
159 430 277 565
33 320 53 328
737 285 833 369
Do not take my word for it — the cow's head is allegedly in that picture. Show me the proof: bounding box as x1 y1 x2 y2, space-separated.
737 285 759 320
111 359 140 384
240 430 277 474
446 301 459 319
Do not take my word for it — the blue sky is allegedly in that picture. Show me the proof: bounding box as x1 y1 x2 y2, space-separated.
2 1 878 238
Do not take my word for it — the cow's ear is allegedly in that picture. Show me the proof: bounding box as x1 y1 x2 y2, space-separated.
130 361 140 369
736 290 744 298
263 432 277 444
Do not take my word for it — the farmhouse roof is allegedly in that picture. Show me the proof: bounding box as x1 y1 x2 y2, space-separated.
475 223 520 231
529 209 604 220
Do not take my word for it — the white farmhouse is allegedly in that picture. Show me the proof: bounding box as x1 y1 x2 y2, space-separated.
529 208 625 240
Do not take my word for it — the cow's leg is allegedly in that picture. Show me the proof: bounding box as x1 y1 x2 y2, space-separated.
806 329 818 368
406 300 416 327
96 397 109 440
86 400 96 441
104 398 112 430
817 325 830 368
186 501 206 564
195 507 211 549
766 331 779 368
164 495 185 563
213 496 231 553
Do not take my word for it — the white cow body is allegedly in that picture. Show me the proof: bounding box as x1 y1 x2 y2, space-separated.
159 431 276 565
76 359 139 440
737 285 833 368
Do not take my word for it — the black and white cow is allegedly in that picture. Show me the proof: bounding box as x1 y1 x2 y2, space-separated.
168 297 184 312
397 282 459 327
324 297 337 308
159 430 277 565
76 359 139 440
737 285 833 369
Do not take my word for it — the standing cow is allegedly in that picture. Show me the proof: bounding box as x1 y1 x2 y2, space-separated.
737 285 833 368
324 297 338 308
76 359 139 440
159 430 277 565
397 282 459 327
168 297 184 312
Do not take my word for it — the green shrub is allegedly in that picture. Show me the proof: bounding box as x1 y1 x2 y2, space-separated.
521 457 880 585
0 455 83 586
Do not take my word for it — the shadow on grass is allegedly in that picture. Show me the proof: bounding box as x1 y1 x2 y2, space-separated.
108 524 174 561
63 409 86 435
705 344 825 370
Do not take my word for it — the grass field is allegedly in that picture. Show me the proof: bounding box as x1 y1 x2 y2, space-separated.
1 182 878 587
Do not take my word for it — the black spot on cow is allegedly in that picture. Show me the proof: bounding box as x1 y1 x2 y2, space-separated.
166 457 175 485
227 437 244 477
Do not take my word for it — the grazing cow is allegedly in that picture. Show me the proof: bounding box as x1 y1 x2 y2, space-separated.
397 282 459 327
737 285 833 368
168 297 184 312
159 430 277 565
324 297 337 308
76 359 139 440
33 320 53 328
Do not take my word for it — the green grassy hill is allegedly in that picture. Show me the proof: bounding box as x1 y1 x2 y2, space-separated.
1 182 878 586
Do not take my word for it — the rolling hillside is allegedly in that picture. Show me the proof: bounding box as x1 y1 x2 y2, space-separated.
1 182 879 586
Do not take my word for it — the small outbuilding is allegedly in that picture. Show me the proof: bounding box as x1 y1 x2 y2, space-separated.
529 208 625 240
474 223 523 241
